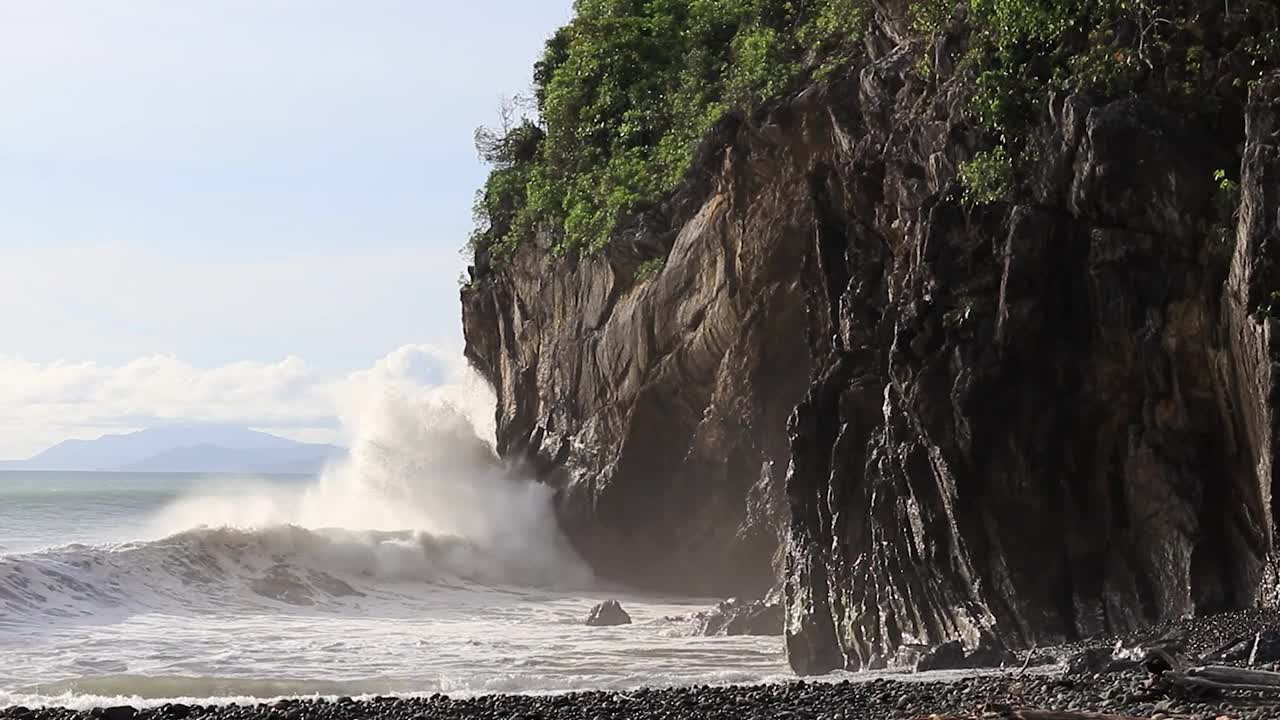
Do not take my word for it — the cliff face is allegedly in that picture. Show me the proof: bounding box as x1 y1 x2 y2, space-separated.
461 31 1280 675
785 65 1280 673
460 117 818 596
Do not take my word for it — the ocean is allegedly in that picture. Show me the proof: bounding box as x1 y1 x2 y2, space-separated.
0 374 798 709
0 470 791 709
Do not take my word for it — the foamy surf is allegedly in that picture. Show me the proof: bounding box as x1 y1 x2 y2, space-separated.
0 582 790 707
132 349 594 592
0 661 810 710
0 523 585 631
1 473 790 707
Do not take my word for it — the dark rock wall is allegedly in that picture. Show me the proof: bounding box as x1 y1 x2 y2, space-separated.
786 68 1280 673
460 32 1280 674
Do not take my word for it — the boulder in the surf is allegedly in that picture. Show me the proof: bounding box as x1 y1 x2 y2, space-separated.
915 632 1017 672
93 707 138 720
696 597 783 636
585 599 632 626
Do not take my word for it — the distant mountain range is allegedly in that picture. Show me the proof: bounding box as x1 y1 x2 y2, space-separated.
0 424 346 474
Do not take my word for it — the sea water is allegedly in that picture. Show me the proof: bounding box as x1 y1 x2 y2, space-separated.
0 371 791 708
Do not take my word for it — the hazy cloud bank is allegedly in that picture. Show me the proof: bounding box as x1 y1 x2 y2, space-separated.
0 344 470 459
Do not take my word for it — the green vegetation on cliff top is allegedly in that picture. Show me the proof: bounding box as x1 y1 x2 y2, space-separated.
469 0 1280 267
471 0 868 262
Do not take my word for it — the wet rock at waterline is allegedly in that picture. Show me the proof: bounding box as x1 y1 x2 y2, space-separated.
912 633 1018 673
696 597 784 637
585 600 631 627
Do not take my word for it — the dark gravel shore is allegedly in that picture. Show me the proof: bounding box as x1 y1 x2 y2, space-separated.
2 669 1278 720
11 611 1280 720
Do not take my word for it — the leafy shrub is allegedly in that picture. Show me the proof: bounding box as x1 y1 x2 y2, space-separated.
1214 169 1240 213
635 258 666 282
921 0 1280 214
959 147 1014 206
910 0 954 37
1265 290 1280 319
1210 168 1242 259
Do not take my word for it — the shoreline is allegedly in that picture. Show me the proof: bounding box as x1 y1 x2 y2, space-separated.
11 611 1280 719
4 668 1278 720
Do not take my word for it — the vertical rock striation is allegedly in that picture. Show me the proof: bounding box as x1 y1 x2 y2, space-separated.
785 67 1280 673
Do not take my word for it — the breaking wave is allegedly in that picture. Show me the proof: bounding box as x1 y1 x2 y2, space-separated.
0 346 592 626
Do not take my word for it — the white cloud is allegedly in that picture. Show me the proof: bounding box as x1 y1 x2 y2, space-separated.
0 344 469 459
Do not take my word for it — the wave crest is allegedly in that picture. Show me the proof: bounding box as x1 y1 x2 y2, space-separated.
1 350 592 625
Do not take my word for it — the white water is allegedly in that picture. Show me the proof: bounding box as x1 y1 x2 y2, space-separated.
0 350 792 708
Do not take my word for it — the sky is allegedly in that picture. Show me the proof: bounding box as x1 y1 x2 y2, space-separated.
0 1 573 458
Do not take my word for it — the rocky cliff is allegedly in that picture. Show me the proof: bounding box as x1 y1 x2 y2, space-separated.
461 12 1280 675
783 64 1280 674
460 115 816 597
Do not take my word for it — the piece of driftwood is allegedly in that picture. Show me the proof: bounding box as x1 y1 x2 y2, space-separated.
1016 644 1037 675
915 710 1164 720
994 711 1157 719
1161 663 1280 695
1164 671 1280 694
1205 633 1249 661
1189 665 1280 687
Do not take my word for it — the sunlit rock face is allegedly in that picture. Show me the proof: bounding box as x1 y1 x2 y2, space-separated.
461 111 813 599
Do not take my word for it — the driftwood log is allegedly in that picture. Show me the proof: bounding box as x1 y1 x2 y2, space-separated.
916 710 1187 719
998 707 1162 712
912 649 1280 720
1164 665 1280 694
912 705 1246 718
1187 665 1280 687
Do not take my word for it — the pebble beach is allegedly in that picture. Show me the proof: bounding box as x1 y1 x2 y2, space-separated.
4 667 1279 720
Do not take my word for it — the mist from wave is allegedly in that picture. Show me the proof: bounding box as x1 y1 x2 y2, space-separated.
141 347 592 591
0 348 591 629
